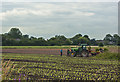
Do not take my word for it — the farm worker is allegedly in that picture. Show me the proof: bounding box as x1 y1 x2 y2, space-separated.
78 43 80 46
99 48 103 53
88 46 91 53
67 49 70 56
60 49 63 56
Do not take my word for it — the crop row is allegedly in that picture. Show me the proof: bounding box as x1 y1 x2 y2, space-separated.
2 53 119 80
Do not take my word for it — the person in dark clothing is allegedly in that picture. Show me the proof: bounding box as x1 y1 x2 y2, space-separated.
60 49 63 56
99 48 103 53
88 46 91 53
67 49 70 56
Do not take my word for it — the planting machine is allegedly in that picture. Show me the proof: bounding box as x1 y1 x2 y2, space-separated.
67 44 103 57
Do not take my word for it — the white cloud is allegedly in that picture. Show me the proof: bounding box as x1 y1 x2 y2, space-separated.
1 2 118 39
74 12 95 16
1 3 96 21
0 8 51 20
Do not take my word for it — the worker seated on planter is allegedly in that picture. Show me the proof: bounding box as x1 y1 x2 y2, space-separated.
67 49 70 56
88 46 91 53
71 49 73 53
99 48 103 53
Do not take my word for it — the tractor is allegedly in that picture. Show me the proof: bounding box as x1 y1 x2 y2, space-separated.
67 44 89 57
67 44 105 57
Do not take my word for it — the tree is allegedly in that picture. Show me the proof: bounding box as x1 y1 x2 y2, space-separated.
8 28 22 39
118 37 120 46
23 35 29 39
98 42 104 47
70 34 82 45
55 35 67 41
0 34 2 46
64 39 72 45
37 37 47 46
113 34 120 45
47 37 59 46
90 38 97 46
30 36 37 40
47 35 67 46
103 34 114 45
78 37 89 44
71 34 82 40
104 34 113 41
83 35 90 40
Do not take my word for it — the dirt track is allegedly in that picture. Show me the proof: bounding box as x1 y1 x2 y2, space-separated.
2 49 67 55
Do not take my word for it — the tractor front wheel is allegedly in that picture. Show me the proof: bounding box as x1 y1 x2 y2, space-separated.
81 50 89 57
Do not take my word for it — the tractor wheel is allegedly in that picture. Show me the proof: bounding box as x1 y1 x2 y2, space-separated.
71 51 77 57
81 50 89 57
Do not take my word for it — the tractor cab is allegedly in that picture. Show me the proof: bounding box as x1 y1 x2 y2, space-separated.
80 44 87 50
78 44 88 52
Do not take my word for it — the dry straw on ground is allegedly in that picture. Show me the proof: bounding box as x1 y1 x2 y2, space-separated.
2 58 26 80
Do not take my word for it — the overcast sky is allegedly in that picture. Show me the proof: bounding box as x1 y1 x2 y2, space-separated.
1 2 118 40
2 0 119 2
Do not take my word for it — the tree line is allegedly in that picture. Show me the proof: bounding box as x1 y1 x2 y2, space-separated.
1 28 120 46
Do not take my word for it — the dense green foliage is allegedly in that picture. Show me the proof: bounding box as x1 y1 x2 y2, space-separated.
98 42 104 47
2 53 119 80
92 52 120 60
1 28 120 46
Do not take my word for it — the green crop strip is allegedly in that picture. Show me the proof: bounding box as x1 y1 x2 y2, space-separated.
2 45 119 49
2 46 71 49
2 53 119 80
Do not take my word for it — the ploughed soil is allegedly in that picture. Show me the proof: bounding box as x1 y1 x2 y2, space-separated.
2 49 67 55
2 47 118 55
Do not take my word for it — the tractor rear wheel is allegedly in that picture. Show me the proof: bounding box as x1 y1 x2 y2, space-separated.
71 51 77 57
81 50 89 57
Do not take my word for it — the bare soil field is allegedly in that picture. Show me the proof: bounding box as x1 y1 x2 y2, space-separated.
2 49 67 55
2 47 118 55
108 47 119 53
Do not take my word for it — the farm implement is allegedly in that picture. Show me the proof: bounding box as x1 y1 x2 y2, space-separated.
67 44 104 57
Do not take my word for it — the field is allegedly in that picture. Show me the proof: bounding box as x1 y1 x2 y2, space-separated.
2 49 67 55
1 46 120 81
1 45 104 49
2 46 72 49
2 46 119 54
